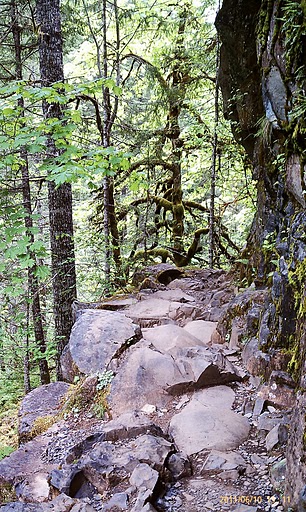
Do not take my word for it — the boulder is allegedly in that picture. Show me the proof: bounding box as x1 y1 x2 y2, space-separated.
15 473 50 502
109 345 185 414
265 423 288 451
257 411 290 432
0 505 42 512
258 375 296 410
129 463 159 491
0 494 96 511
132 264 184 286
169 386 250 455
285 393 306 507
102 492 129 511
201 450 246 473
241 338 271 378
18 382 71 443
183 320 218 345
154 289 195 302
167 452 192 479
270 458 286 492
63 412 165 466
141 324 206 353
102 411 164 442
166 346 243 394
95 296 137 311
61 310 141 382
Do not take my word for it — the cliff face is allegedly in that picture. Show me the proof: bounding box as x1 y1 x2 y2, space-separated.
216 0 306 508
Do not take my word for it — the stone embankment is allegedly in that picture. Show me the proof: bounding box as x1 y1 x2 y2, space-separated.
0 266 295 511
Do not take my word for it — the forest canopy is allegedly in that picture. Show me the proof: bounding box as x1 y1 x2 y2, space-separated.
0 0 255 398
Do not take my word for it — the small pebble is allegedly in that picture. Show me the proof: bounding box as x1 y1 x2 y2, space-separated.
204 501 215 510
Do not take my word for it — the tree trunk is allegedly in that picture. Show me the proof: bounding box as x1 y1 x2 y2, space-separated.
209 12 221 269
11 0 50 385
167 7 188 266
36 0 77 380
100 0 123 287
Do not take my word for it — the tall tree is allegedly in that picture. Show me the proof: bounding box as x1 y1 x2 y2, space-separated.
36 0 77 380
11 0 50 386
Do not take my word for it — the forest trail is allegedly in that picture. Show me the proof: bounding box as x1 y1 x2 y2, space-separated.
0 266 291 511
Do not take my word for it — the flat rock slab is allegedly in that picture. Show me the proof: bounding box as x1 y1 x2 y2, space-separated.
201 450 246 472
109 345 185 414
169 386 250 455
153 289 195 302
18 382 71 443
61 310 141 381
125 298 182 326
98 297 138 310
0 431 56 487
142 324 205 353
183 320 218 344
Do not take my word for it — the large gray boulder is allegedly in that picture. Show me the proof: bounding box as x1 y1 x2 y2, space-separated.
109 345 185 414
61 310 141 382
169 386 250 455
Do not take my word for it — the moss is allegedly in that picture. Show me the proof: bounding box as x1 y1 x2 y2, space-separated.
287 338 301 379
61 376 112 420
27 415 56 441
91 386 112 420
288 258 306 318
61 378 95 414
257 0 274 58
134 248 173 263
0 482 17 504
172 203 184 217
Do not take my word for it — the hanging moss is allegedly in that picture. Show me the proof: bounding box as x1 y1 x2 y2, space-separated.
257 0 274 58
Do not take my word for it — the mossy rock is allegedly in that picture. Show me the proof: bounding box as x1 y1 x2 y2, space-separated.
132 263 184 286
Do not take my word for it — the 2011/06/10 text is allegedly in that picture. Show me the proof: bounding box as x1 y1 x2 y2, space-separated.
219 495 291 506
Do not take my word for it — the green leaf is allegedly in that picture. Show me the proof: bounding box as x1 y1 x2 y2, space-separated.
34 265 50 280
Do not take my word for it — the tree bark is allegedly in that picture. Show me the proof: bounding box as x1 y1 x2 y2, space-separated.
209 9 221 268
11 0 50 386
36 0 77 380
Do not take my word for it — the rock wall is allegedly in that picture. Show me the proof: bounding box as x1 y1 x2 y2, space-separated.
216 0 306 509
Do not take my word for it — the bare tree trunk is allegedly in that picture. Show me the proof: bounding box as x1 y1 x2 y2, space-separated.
101 0 123 287
36 0 77 380
11 0 50 385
